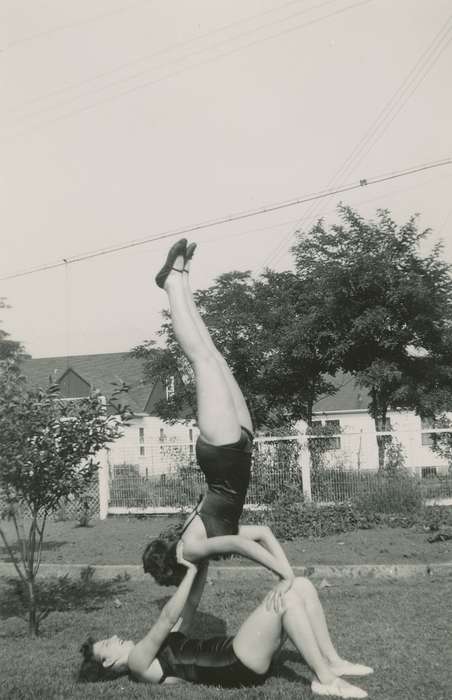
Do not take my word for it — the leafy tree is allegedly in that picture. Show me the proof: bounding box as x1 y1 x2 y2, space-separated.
292 205 452 467
0 362 130 635
133 270 339 430
0 298 28 363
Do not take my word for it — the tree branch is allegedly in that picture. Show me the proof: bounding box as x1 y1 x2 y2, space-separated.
12 507 28 570
33 514 47 577
0 524 26 583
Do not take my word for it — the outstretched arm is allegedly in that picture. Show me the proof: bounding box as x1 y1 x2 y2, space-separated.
239 525 294 582
128 544 197 680
184 532 293 582
172 560 209 634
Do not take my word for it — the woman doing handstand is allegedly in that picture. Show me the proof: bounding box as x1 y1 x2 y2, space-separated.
143 238 294 599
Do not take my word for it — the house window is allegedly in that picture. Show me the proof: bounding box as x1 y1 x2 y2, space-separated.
421 417 437 447
309 419 341 450
325 420 341 450
421 466 437 478
159 428 165 441
139 427 144 443
140 446 145 457
166 376 175 401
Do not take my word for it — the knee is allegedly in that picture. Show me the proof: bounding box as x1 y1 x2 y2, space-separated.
283 587 303 611
291 576 318 602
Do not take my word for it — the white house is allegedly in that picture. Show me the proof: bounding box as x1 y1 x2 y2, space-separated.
22 352 198 477
22 355 450 478
307 372 450 476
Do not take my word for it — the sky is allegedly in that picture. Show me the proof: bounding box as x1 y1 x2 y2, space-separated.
2 0 452 359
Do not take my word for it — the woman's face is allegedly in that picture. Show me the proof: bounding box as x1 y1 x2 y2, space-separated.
93 635 134 670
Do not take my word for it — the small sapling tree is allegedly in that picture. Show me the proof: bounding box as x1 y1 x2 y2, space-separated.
0 360 130 635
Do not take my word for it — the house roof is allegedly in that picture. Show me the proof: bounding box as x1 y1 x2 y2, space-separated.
21 354 370 416
21 352 154 413
313 371 371 413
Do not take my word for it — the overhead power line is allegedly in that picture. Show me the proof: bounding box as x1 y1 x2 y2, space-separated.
263 11 452 268
1 157 450 283
8 0 309 112
5 0 374 136
6 0 149 49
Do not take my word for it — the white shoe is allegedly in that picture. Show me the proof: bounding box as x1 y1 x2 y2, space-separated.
312 677 368 698
330 661 374 677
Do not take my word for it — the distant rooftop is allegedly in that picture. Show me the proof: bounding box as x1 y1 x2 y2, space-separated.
22 352 156 414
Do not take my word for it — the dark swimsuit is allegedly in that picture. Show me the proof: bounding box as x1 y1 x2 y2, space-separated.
156 631 267 687
183 426 253 538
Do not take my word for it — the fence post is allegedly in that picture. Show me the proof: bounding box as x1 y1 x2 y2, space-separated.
98 449 110 520
298 432 312 502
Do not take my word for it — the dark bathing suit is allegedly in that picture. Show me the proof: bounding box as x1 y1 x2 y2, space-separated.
156 631 267 687
191 426 254 537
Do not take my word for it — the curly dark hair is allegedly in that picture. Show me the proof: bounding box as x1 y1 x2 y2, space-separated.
142 523 187 586
78 636 128 683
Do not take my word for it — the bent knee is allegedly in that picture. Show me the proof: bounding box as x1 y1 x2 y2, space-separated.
291 576 318 601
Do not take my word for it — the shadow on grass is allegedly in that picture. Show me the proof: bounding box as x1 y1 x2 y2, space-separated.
0 568 130 628
274 648 312 683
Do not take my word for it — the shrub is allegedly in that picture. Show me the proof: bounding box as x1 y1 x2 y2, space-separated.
422 504 452 531
352 469 423 515
243 486 379 540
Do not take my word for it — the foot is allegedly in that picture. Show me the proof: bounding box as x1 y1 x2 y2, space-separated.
184 242 197 272
155 238 187 288
330 661 373 677
312 677 367 699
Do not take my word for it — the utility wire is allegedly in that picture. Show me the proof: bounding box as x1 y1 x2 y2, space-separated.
263 11 452 268
10 0 340 126
8 0 308 112
1 157 450 282
6 0 149 49
5 0 374 136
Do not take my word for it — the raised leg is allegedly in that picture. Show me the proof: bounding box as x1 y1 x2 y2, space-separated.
182 252 253 434
163 264 240 445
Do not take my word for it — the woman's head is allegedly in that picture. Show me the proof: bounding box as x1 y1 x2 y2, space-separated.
142 523 186 586
78 634 133 682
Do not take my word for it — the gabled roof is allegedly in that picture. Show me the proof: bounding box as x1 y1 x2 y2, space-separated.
21 354 370 416
21 352 155 413
313 371 371 413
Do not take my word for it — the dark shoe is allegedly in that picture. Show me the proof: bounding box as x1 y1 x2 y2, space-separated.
185 242 197 267
155 238 187 288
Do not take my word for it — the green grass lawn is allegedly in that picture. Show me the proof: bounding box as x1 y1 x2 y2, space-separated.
0 575 450 700
1 516 451 568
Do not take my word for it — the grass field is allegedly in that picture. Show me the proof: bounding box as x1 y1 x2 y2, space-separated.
0 574 450 700
1 516 451 568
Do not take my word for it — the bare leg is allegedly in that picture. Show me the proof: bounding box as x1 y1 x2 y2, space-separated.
290 578 373 677
182 255 253 434
232 582 368 698
291 577 342 665
164 263 240 445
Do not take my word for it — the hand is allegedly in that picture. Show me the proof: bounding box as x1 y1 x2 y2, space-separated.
265 578 294 613
176 540 197 572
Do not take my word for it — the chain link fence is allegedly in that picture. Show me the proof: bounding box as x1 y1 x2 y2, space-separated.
106 431 452 513
2 430 452 519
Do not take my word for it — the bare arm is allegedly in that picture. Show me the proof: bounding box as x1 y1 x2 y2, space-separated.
239 525 294 582
184 533 293 581
128 547 197 679
172 560 209 634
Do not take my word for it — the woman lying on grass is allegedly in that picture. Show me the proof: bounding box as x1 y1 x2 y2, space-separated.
143 238 294 595
79 543 373 698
